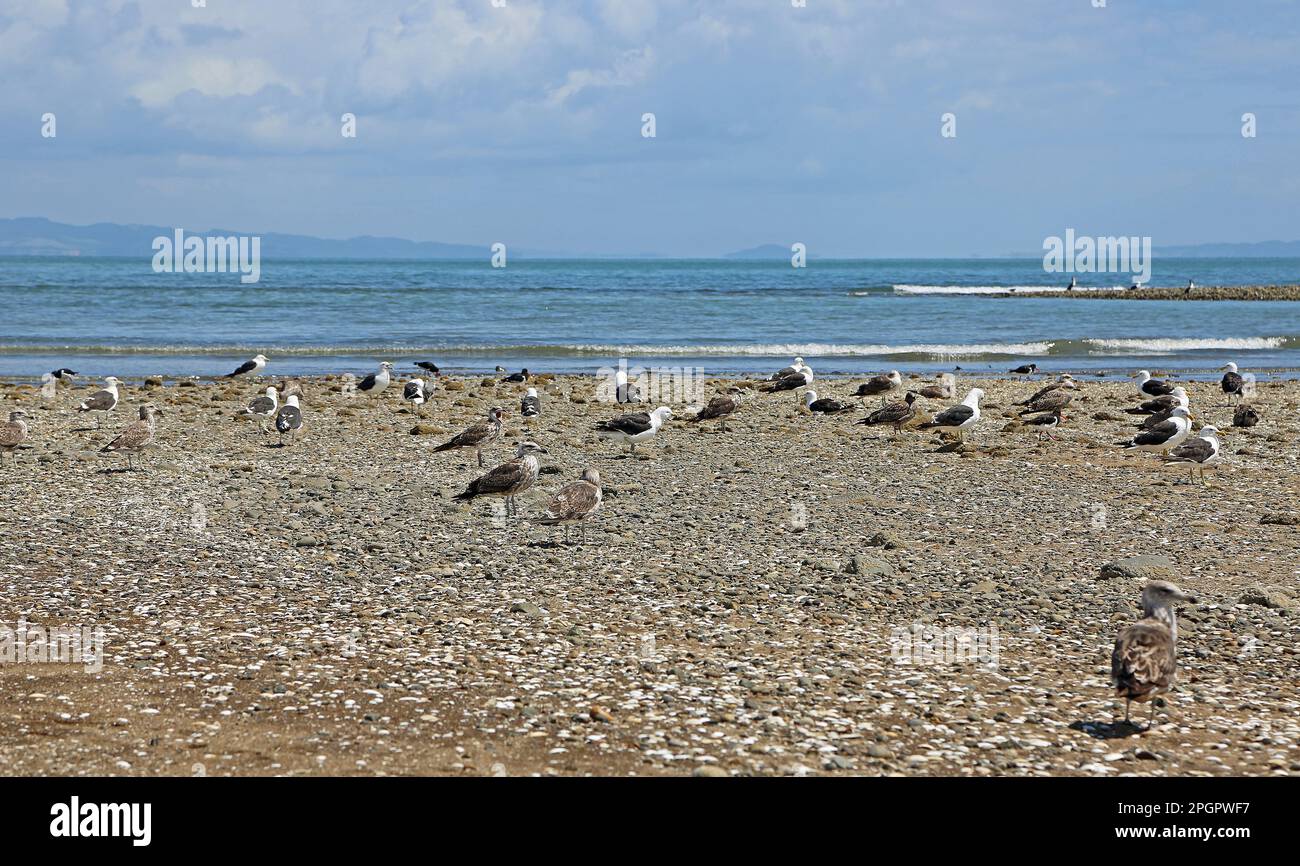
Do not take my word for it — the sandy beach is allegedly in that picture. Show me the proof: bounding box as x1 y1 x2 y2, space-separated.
1 371 1298 777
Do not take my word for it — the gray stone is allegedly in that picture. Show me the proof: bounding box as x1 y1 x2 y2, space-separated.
843 555 895 578
1099 554 1176 581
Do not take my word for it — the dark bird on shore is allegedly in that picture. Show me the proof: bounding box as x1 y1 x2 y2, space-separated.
763 366 813 393
414 361 441 376
803 390 853 414
689 394 738 431
1135 370 1175 397
771 357 807 380
1220 362 1245 400
918 373 954 400
433 407 504 467
1017 375 1075 406
1022 409 1062 440
1120 406 1191 454
1164 426 1222 484
595 406 672 453
1111 580 1196 729
1018 387 1073 416
857 391 917 437
1232 403 1260 428
853 370 901 401
357 361 394 396
454 441 546 517
1 411 30 465
404 378 432 417
1127 386 1186 417
537 468 603 544
1009 363 1038 376
101 404 161 470
521 387 541 418
222 354 267 379
501 368 530 383
236 386 279 432
274 394 303 446
50 368 78 382
614 369 641 404
1134 389 1189 430
917 388 983 441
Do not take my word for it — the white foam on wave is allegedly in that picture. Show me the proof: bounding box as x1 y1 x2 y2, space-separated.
892 284 1124 295
1085 337 1286 353
557 342 1055 357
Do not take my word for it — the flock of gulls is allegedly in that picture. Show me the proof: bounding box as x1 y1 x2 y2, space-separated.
3 351 1264 730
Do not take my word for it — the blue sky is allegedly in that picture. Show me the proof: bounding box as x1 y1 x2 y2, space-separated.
2 0 1298 256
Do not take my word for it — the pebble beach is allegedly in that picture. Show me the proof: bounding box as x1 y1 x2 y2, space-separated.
1 371 1298 777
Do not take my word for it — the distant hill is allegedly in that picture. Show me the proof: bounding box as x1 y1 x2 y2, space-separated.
1156 240 1300 257
0 217 549 259
723 243 806 260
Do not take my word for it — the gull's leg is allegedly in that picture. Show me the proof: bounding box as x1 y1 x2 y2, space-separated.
1147 701 1157 729
1123 699 1131 725
477 449 484 468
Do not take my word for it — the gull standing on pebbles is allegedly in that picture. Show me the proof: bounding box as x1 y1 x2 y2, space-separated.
358 362 394 396
77 376 121 428
454 441 547 517
223 354 268 379
763 364 813 393
237 386 279 432
918 388 983 441
1137 387 1190 430
520 387 541 419
689 394 738 432
404 378 432 418
595 406 672 454
433 407 504 467
1017 385 1074 416
1 411 29 466
1164 425 1223 484
803 390 853 414
1120 406 1192 456
1219 362 1245 401
274 393 304 447
538 468 603 544
858 391 917 437
771 357 806 380
101 404 160 471
615 369 642 404
1111 580 1196 729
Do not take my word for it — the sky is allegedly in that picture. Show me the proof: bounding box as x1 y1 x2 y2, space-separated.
1 0 1299 257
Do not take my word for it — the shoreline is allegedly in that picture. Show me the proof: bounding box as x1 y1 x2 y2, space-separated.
985 285 1300 301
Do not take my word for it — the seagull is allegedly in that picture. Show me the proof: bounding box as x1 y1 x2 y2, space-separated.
50 368 78 383
433 407 504 467
274 394 304 446
1018 375 1075 406
101 404 160 471
236 386 279 432
1008 363 1038 376
501 368 530 384
595 406 672 453
404 378 432 417
688 394 738 432
454 441 547 517
854 370 901 402
918 373 955 400
1128 386 1187 417
414 361 441 377
1111 580 1196 729
1 411 29 465
223 354 268 379
763 365 813 393
1018 386 1073 416
857 391 917 437
358 362 394 396
537 468 603 544
1120 406 1192 455
803 390 853 414
1164 425 1223 484
1135 370 1175 397
1021 409 1063 440
1220 363 1245 401
918 388 983 441
1137 388 1190 430
76 376 121 428
771 357 807 380
1067 276 1078 291
615 369 642 404
1233 403 1261 428
520 387 541 419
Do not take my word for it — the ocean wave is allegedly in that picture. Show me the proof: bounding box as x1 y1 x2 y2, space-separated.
892 284 1125 295
1082 337 1290 353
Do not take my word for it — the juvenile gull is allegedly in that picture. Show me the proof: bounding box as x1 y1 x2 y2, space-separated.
1137 388 1190 429
101 404 160 471
1018 386 1073 416
274 394 304 446
688 394 738 432
1111 580 1196 728
236 386 279 432
857 391 917 437
537 468 603 544
918 387 983 441
358 361 394 396
918 373 955 400
1164 425 1222 484
1220 362 1245 400
433 407 504 467
223 354 268 379
0 411 29 465
1135 369 1175 398
454 441 547 517
803 389 853 414
1018 374 1075 407
1120 406 1192 455
520 387 542 419
1127 386 1187 417
595 406 672 453
76 376 121 428
1232 403 1261 428
763 365 813 393
404 378 432 418
854 370 901 402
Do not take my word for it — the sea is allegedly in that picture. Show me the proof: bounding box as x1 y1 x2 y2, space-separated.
2 256 1299 381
